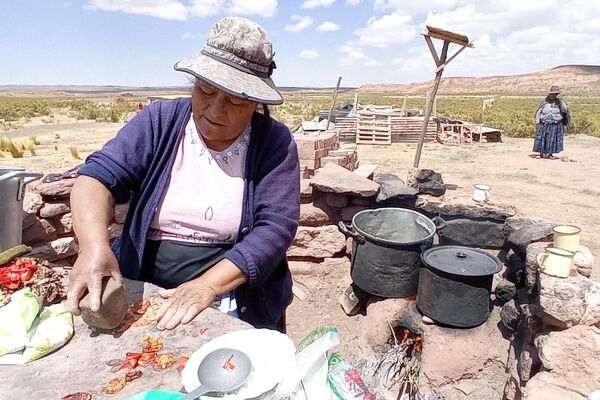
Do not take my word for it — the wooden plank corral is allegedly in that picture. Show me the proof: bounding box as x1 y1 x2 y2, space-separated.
355 112 437 145
335 116 357 143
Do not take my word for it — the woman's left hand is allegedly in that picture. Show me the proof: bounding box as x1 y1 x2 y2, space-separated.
156 280 218 330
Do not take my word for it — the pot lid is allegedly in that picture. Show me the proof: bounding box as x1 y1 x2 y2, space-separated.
421 246 502 276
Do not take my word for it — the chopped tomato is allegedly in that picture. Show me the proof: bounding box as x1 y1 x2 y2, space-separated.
114 352 143 371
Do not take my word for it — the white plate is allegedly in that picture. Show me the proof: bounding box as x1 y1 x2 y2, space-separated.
182 328 296 399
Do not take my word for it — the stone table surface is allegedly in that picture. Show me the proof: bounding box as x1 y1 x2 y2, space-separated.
0 280 251 400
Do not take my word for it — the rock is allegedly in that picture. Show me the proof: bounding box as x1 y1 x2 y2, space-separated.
505 217 545 233
311 163 380 197
22 211 37 230
288 260 318 275
537 273 600 328
113 202 130 224
299 203 332 227
340 206 368 222
39 201 70 218
374 172 418 206
359 298 412 353
437 379 500 400
407 168 446 196
325 193 348 208
80 277 128 330
506 249 526 287
416 197 517 222
59 213 73 233
23 191 43 214
288 225 346 258
22 218 57 245
573 245 594 278
524 375 585 400
500 300 520 332
496 279 517 304
350 196 374 206
345 237 353 257
30 178 76 198
421 308 510 388
507 222 555 259
525 242 549 292
438 219 508 248
27 237 78 262
534 325 600 397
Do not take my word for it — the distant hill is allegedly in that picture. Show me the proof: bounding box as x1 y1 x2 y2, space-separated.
359 65 600 94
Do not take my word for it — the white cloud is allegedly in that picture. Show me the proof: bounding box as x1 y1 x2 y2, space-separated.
227 0 277 17
316 21 340 31
299 50 319 59
301 0 335 9
365 59 380 66
355 13 416 47
86 0 278 20
285 15 314 32
85 0 189 20
181 32 196 40
346 0 361 5
374 0 461 14
338 44 368 65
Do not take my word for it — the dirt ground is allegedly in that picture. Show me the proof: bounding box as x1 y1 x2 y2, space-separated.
2 121 599 376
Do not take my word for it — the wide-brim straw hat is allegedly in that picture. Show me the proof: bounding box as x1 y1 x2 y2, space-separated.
175 17 283 105
548 85 561 94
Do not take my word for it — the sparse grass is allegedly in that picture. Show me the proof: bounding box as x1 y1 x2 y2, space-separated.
54 133 61 139
29 136 41 145
494 171 539 183
582 188 600 197
41 116 55 124
69 146 81 160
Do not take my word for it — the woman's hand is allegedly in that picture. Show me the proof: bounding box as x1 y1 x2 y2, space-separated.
156 279 218 330
66 245 123 315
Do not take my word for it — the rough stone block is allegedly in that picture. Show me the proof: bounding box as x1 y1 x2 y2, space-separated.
22 217 57 245
438 219 508 249
28 237 78 262
23 191 43 214
325 192 348 208
299 203 332 227
288 225 346 258
507 222 554 259
39 201 70 219
311 163 379 197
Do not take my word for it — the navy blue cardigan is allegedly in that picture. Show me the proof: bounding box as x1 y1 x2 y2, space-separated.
78 98 300 329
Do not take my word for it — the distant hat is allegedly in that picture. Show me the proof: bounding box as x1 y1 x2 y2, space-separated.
174 17 283 105
548 85 561 94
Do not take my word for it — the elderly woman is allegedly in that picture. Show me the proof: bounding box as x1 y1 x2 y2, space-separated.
533 85 570 159
65 17 300 332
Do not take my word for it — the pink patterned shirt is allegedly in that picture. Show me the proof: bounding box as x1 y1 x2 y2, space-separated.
148 114 250 245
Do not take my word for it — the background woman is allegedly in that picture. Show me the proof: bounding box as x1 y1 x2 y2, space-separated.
533 85 570 159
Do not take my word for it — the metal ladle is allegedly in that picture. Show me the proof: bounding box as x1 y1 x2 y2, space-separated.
181 348 252 400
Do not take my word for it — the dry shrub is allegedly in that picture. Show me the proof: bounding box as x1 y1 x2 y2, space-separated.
69 146 81 160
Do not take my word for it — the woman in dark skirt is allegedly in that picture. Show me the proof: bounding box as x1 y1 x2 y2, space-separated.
533 85 570 159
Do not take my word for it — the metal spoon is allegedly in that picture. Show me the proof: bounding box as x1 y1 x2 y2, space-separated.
181 348 252 400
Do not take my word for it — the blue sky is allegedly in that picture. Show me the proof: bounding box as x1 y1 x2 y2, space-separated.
1 0 599 87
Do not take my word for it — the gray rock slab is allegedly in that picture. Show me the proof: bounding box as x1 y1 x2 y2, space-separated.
0 281 251 400
507 222 555 259
311 163 380 197
438 219 509 249
525 242 549 292
299 202 332 227
415 197 517 222
374 172 418 206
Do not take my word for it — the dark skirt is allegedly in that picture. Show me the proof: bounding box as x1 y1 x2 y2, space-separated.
533 122 564 154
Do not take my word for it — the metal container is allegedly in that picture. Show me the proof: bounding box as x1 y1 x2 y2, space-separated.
338 208 445 298
0 166 43 252
417 246 502 328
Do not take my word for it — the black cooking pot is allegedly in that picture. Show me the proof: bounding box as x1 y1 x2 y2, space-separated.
338 208 446 298
417 246 502 328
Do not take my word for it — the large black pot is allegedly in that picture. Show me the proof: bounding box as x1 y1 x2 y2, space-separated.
338 208 445 298
417 246 502 328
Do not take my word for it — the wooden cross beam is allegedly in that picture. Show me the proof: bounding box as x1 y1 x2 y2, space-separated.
413 26 474 168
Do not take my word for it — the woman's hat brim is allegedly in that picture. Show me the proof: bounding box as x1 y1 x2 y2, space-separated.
175 53 283 105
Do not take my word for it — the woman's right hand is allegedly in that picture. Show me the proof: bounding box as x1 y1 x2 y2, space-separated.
66 245 123 315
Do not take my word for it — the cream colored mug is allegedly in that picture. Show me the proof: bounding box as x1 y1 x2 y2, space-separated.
537 247 575 278
553 225 581 252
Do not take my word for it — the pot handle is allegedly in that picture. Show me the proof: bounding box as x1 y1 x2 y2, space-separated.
0 171 43 201
338 221 365 244
432 216 447 231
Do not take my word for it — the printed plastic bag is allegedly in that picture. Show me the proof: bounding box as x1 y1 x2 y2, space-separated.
328 353 376 400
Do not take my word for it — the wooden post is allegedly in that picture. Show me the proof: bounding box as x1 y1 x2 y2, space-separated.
353 92 359 113
413 40 449 168
400 95 407 116
326 76 342 130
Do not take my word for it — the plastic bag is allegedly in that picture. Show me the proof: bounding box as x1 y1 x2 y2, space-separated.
328 353 376 400
269 327 339 400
